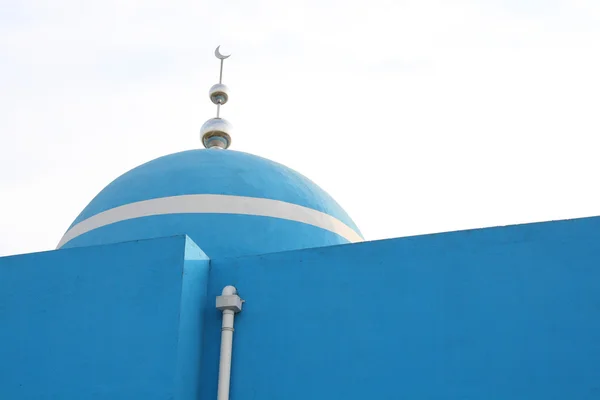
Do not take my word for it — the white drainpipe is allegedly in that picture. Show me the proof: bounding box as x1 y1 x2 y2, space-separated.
216 286 243 400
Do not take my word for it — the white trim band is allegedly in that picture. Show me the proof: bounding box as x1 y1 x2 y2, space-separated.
57 194 363 248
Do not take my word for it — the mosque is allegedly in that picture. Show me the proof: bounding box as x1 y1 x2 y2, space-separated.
1 47 599 400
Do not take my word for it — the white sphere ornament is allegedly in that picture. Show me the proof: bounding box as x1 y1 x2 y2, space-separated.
209 83 229 105
200 118 232 149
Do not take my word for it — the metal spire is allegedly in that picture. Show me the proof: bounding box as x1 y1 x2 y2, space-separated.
200 45 232 149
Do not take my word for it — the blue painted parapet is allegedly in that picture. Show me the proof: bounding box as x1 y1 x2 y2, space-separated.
0 236 209 400
3 216 600 399
201 216 600 399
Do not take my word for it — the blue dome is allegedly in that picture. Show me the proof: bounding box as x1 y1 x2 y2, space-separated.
58 149 363 258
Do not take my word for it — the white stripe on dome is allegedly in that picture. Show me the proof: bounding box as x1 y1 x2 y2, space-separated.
57 194 363 248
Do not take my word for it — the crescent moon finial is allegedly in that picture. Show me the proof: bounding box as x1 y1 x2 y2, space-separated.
200 45 233 149
215 45 231 60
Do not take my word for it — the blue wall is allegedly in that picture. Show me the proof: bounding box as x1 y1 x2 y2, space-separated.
3 216 600 399
0 236 210 400
201 216 600 400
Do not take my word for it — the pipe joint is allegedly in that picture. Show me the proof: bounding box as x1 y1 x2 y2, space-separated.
216 290 243 313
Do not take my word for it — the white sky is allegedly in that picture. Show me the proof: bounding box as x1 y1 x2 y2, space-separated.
1 0 600 257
